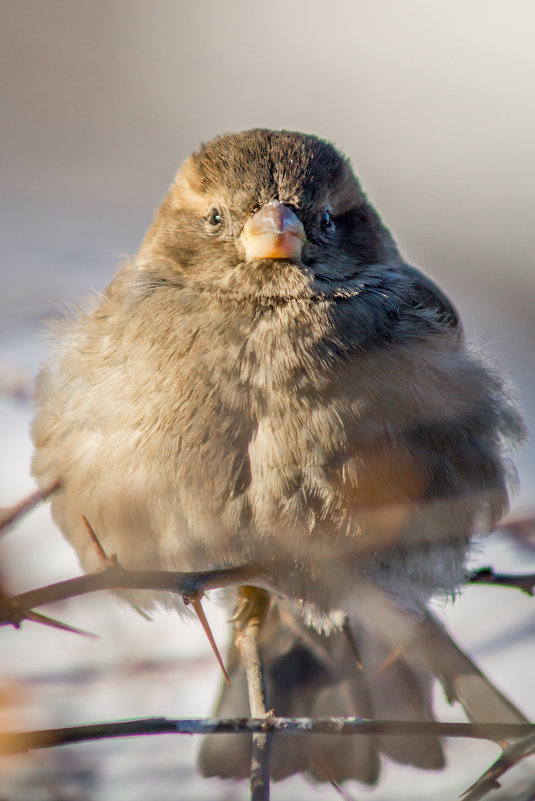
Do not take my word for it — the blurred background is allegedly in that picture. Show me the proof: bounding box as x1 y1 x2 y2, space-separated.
1 1 535 799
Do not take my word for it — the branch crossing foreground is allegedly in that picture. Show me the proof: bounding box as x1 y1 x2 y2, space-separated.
1 487 535 800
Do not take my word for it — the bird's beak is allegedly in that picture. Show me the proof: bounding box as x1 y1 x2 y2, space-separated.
240 200 306 261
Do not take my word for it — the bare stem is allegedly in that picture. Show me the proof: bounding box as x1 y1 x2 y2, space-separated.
469 567 535 596
0 563 263 629
234 586 272 801
0 481 60 537
461 731 535 801
1 716 534 755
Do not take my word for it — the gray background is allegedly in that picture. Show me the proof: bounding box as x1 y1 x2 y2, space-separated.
2 0 534 498
1 2 535 799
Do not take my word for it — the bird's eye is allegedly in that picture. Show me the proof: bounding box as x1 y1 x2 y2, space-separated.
207 208 223 226
320 207 334 232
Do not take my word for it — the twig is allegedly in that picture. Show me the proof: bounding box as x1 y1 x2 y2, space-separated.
469 567 535 596
0 585 97 638
234 587 273 801
461 732 535 801
497 514 535 540
0 562 263 629
0 481 60 536
1 716 534 755
5 715 535 799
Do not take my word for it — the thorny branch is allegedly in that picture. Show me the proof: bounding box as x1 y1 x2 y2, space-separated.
0 480 60 536
0 562 264 630
461 732 535 801
497 514 535 550
468 514 535 594
2 557 534 632
1 716 534 755
1 489 535 800
470 567 535 595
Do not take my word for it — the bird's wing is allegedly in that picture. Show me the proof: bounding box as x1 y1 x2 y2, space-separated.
403 263 463 336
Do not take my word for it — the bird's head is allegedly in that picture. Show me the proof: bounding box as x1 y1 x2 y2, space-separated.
138 129 397 300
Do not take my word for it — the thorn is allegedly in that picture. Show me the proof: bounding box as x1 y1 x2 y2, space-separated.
82 515 117 567
24 609 98 640
371 643 406 683
133 605 152 621
342 619 364 672
329 778 357 801
188 595 230 687
313 754 358 801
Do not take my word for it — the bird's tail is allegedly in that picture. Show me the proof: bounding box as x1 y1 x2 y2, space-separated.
199 595 528 785
415 610 530 726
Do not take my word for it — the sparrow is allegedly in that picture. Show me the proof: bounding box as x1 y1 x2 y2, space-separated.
31 129 528 786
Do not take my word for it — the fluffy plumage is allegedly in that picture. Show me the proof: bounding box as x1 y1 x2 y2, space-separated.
32 129 527 785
